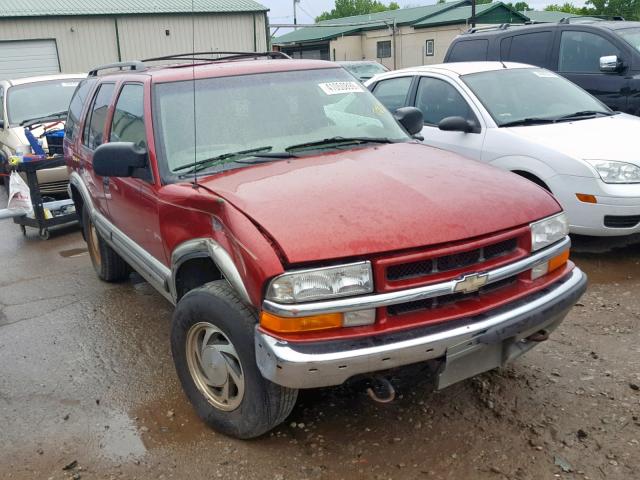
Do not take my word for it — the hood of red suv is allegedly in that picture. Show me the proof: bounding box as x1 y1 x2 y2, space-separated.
200 143 560 264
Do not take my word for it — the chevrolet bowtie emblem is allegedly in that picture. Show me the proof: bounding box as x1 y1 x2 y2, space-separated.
453 273 489 294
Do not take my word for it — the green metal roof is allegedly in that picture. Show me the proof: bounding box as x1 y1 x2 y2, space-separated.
275 0 469 45
414 2 528 27
0 0 268 17
520 10 577 23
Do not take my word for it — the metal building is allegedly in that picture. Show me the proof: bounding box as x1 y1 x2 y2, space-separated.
0 0 269 79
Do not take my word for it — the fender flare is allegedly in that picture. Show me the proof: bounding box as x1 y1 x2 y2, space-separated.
170 238 252 306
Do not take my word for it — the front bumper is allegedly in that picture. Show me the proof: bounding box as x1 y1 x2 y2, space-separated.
255 267 587 389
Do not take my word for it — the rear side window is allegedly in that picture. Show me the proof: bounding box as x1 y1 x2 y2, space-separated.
502 32 553 67
110 84 146 148
371 76 413 112
65 79 96 141
448 39 488 62
559 31 621 73
83 83 115 150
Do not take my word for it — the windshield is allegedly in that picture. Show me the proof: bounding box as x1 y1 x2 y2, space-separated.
341 62 388 80
461 68 611 126
154 68 409 177
616 27 640 53
7 79 82 126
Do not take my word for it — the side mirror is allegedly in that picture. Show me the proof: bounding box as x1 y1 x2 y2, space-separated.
394 107 424 136
93 142 148 177
438 116 475 133
600 55 623 73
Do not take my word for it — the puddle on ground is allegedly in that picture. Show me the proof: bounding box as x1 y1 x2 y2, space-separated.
98 410 147 462
59 248 88 258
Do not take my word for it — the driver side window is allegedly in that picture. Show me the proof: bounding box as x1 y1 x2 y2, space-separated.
415 77 477 127
110 84 146 148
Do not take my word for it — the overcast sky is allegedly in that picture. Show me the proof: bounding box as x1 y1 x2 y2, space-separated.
259 0 584 26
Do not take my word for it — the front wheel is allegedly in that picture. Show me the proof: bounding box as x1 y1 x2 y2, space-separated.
171 280 298 439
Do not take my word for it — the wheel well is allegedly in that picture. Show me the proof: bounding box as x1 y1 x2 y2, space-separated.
174 257 223 301
512 170 550 191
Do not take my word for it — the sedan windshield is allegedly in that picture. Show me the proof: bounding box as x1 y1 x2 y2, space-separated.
616 27 640 53
461 68 611 127
153 68 408 177
341 62 388 81
7 79 82 126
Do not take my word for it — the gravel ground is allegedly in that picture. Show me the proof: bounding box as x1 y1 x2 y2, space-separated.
0 188 638 480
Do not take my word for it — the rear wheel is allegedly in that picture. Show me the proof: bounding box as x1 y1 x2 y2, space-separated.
171 280 298 439
82 205 129 282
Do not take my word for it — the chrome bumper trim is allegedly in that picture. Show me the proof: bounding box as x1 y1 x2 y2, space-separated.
256 267 586 389
262 236 571 318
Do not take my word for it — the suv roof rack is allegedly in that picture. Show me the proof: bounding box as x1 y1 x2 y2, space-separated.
142 51 292 63
465 23 512 34
559 15 625 24
88 52 291 77
88 61 147 77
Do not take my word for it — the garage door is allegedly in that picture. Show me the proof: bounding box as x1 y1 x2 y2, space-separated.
0 40 60 80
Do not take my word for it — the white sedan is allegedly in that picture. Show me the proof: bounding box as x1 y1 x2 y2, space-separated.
366 62 640 237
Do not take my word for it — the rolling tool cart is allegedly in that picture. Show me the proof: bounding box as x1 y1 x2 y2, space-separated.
10 156 77 240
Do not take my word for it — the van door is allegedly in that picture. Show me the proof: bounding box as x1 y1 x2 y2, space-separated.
556 29 629 112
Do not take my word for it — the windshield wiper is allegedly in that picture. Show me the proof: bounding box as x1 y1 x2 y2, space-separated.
20 110 68 127
554 110 614 121
500 117 557 128
174 146 295 175
285 136 396 152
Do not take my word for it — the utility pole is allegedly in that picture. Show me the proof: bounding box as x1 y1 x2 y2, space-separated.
293 0 299 26
471 0 476 28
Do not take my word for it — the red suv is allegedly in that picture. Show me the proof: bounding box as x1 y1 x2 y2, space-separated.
64 52 587 439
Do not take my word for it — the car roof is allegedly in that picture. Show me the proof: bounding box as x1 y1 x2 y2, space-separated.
389 61 534 77
4 73 86 87
458 20 640 38
95 59 339 84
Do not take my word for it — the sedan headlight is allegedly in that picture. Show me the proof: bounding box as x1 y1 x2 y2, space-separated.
530 213 569 251
266 261 373 304
586 160 640 184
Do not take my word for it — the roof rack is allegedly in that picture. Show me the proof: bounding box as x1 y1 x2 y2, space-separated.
88 52 291 77
142 51 292 63
88 61 146 77
465 23 511 34
559 15 625 24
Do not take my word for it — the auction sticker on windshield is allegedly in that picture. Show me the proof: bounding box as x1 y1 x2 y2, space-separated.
319 82 364 95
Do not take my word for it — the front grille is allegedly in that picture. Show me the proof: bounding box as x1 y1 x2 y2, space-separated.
387 276 517 316
604 215 640 229
386 238 518 282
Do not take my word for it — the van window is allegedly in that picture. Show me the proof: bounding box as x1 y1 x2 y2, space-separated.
448 39 488 62
110 84 146 148
559 31 621 73
83 83 115 150
415 77 476 126
371 76 413 112
502 31 553 66
65 79 96 141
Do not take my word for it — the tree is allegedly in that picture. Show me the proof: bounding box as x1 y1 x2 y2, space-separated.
544 2 585 14
544 0 640 19
316 0 401 22
507 1 533 11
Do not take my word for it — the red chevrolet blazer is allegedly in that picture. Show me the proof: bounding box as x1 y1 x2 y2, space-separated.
64 52 587 439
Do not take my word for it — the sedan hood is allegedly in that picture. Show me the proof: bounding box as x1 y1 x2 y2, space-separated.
201 143 560 264
504 114 640 163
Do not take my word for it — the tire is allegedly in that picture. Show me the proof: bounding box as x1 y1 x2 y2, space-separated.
82 205 129 282
171 280 298 439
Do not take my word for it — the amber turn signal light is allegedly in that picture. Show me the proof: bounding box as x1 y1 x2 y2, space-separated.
576 193 597 204
260 311 343 333
548 249 570 273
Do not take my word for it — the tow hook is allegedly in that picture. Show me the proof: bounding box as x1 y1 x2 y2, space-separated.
527 329 549 342
366 376 396 404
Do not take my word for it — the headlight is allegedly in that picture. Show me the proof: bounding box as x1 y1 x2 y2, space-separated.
586 160 640 184
530 213 569 251
266 261 373 303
